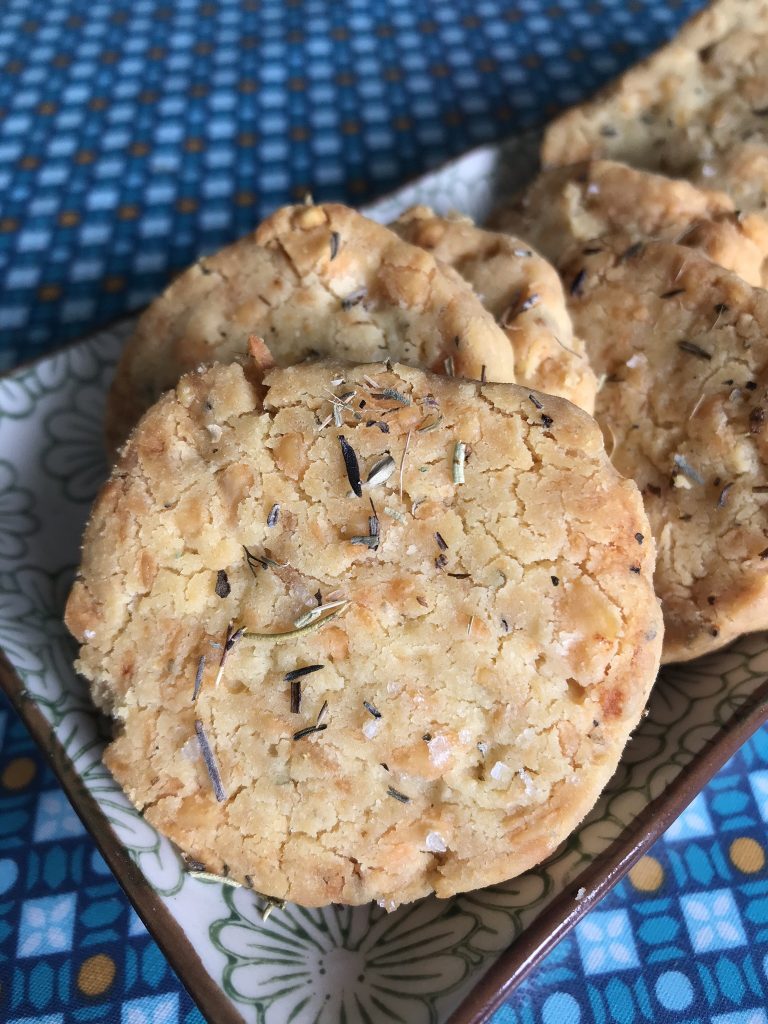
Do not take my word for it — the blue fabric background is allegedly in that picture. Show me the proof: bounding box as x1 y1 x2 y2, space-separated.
4 1 768 1022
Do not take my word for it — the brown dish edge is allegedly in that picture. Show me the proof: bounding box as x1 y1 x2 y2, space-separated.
447 673 768 1024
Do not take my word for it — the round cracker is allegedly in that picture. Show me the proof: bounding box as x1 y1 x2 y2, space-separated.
105 203 516 452
67 359 661 907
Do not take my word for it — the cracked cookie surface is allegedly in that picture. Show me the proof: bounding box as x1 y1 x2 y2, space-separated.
105 202 516 453
541 0 768 213
560 240 768 662
491 160 768 289
391 205 596 413
66 359 661 907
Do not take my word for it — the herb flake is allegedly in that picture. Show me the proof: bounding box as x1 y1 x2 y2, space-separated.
339 434 363 497
195 720 226 802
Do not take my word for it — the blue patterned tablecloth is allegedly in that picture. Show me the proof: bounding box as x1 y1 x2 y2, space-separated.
4 2 768 1023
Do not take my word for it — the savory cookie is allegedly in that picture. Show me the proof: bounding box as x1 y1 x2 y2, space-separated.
391 206 597 413
541 0 768 212
66 358 661 908
105 203 516 453
559 240 768 662
491 160 768 288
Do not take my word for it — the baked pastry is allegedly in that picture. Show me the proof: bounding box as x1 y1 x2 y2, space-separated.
560 239 768 662
391 206 596 412
541 0 768 212
491 160 768 288
67 358 661 907
104 203 516 453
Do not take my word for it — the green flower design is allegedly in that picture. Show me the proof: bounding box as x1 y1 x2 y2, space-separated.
0 460 39 561
212 887 475 1022
0 329 126 419
42 383 109 503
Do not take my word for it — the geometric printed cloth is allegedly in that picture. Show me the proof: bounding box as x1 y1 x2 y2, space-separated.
2 1 767 1022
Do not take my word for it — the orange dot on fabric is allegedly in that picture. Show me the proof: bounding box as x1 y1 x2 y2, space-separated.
2 757 36 790
730 837 765 874
629 855 664 891
78 954 116 996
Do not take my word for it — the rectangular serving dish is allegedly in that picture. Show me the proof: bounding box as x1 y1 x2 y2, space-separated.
2 132 768 1024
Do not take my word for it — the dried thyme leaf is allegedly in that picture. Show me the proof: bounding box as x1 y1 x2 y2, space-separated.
551 576 559 587
350 534 379 549
417 413 443 433
635 532 644 544
383 506 406 523
673 453 705 485
444 356 455 376
192 655 206 702
371 387 410 405
366 454 396 489
284 665 324 682
215 570 231 599
243 547 287 575
435 531 448 551
400 430 412 500
481 365 487 384
717 482 733 508
316 700 329 726
387 786 410 804
329 231 340 261
341 287 367 310
267 504 280 527
293 723 328 740
453 441 466 484
541 413 554 429
195 720 226 802
678 340 712 360
339 434 363 497
528 393 543 410
363 700 381 718
447 572 470 579
661 288 685 299
290 681 301 714
570 269 586 296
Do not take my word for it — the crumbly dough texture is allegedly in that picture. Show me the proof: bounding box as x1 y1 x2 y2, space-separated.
541 0 768 213
491 160 768 288
559 239 768 662
67 359 661 908
391 206 596 413
105 203 516 453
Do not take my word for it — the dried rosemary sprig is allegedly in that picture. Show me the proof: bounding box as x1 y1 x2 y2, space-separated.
387 786 410 804
242 600 350 643
267 504 280 527
195 720 226 802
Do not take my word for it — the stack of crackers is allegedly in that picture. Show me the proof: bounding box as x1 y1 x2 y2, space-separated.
65 0 768 909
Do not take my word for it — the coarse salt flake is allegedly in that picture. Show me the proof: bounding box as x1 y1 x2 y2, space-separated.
425 831 447 853
489 761 512 783
362 719 381 740
427 734 451 768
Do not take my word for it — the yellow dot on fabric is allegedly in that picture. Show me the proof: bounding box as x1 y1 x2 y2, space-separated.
103 276 126 293
19 155 39 170
184 138 204 153
38 284 62 302
2 757 37 790
176 198 198 214
118 205 139 221
629 855 664 891
58 211 80 227
78 954 116 997
730 837 765 874
0 218 18 232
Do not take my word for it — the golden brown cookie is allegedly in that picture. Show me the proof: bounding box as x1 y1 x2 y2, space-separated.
490 160 768 288
560 239 768 662
104 203 516 453
391 206 596 413
541 0 768 213
67 358 661 907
